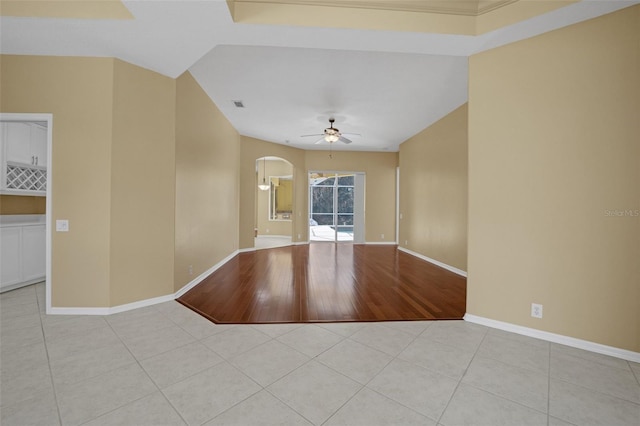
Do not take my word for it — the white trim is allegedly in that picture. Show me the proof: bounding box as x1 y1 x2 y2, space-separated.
0 113 54 315
49 293 176 316
49 307 112 316
395 166 400 245
174 250 239 298
365 241 397 245
256 234 291 239
49 250 240 315
238 247 256 253
293 241 308 246
398 246 467 277
464 313 640 363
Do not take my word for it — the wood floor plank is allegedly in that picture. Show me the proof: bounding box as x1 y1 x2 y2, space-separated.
177 244 466 323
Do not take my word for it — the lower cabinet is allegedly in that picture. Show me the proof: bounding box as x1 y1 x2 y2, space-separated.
0 224 45 292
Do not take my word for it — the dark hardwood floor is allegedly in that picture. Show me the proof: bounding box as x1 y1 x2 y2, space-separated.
177 244 466 324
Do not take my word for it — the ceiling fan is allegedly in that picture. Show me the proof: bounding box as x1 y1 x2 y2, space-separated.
301 118 360 144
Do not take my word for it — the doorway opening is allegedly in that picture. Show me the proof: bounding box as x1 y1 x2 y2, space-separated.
0 113 53 312
255 156 293 249
309 171 365 243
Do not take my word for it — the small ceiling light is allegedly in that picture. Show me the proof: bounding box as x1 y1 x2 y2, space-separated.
233 100 245 108
258 157 270 191
324 120 340 143
324 133 339 143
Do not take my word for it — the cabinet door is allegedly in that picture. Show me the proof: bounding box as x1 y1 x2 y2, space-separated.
0 227 22 288
22 225 46 282
4 122 33 165
30 125 47 167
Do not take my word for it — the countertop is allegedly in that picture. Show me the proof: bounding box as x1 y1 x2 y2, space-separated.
0 214 46 227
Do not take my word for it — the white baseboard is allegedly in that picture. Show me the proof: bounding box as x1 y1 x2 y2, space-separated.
365 241 397 245
238 247 256 253
256 235 291 239
174 250 239 298
398 247 467 277
49 307 112 315
464 313 640 363
293 241 308 245
49 250 241 316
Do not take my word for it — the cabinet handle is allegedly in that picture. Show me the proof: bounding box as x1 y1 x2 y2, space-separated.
32 156 35 165
35 156 38 166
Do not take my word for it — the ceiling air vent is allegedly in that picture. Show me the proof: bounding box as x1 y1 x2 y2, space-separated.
232 100 245 108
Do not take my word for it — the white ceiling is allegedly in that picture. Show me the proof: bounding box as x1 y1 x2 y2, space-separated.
1 0 637 152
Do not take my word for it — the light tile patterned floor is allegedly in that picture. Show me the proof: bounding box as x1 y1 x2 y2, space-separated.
1 283 639 426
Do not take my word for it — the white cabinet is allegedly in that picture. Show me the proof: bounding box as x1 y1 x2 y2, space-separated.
0 122 48 195
3 122 32 165
3 122 47 167
0 219 46 293
0 227 22 287
29 125 48 167
22 225 46 282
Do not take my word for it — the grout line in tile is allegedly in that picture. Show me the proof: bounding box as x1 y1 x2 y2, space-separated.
434 325 488 425
36 291 63 426
104 306 190 426
628 361 640 386
550 376 640 407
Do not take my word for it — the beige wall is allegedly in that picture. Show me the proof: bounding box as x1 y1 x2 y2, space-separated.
1 56 243 304
1 55 114 307
174 72 240 291
240 138 398 248
468 6 640 352
0 195 46 215
304 150 398 243
256 158 293 236
399 103 468 271
110 60 176 305
240 137 306 249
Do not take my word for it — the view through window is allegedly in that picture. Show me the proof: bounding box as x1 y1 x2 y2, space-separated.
309 172 354 242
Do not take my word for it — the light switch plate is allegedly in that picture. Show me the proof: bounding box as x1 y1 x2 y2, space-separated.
56 220 69 232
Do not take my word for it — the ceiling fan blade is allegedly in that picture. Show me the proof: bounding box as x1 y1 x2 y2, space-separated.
300 133 323 138
314 137 326 144
341 133 361 137
339 136 353 144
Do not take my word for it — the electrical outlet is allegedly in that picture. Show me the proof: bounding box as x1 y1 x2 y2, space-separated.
405 240 408 245
266 228 269 233
381 234 385 240
298 233 301 239
188 265 193 276
531 303 543 318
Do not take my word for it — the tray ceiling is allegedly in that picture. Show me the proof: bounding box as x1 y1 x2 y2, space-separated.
0 0 133 20
233 0 518 16
1 1 636 152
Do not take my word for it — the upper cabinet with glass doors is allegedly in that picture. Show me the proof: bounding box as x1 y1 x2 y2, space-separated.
0 122 47 196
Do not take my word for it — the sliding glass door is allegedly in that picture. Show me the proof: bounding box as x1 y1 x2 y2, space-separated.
309 172 363 242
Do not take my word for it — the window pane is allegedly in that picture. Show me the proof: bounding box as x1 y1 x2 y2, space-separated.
311 187 334 213
312 214 334 226
337 214 354 226
337 175 354 186
312 176 335 186
337 187 354 213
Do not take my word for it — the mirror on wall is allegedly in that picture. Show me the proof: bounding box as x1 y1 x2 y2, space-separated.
269 175 293 221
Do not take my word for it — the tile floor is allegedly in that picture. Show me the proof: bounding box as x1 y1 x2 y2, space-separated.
1 283 639 426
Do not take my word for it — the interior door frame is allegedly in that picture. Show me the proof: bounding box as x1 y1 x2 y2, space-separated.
0 113 53 313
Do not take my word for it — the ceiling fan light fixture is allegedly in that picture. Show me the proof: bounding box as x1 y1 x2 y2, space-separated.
324 133 339 143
